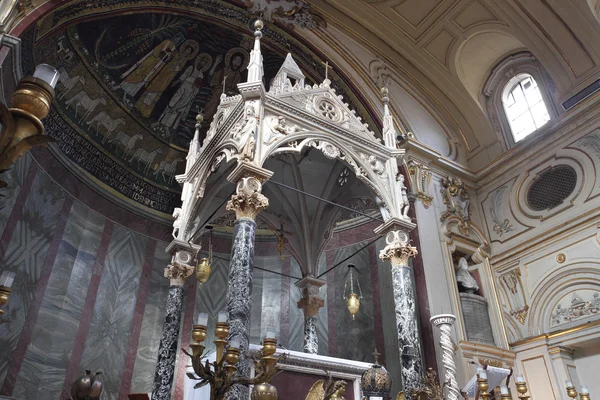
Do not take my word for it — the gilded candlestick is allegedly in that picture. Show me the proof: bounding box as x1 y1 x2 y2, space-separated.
567 385 578 400
580 385 590 400
477 374 490 400
516 381 530 400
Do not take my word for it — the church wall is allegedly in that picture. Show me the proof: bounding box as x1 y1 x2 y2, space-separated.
0 153 176 400
574 344 600 397
472 98 600 397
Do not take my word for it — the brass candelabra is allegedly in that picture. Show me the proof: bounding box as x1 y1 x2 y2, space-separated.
0 64 59 185
185 313 284 400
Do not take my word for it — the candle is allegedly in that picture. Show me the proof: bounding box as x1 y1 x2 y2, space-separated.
501 385 509 395
581 385 589 395
217 312 228 323
0 271 15 288
566 380 574 388
196 312 208 326
229 339 240 349
266 330 276 339
33 64 60 88
516 375 525 383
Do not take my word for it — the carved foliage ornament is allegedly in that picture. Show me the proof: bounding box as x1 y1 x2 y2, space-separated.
407 160 433 208
164 264 195 286
440 176 471 235
379 230 417 267
226 176 269 220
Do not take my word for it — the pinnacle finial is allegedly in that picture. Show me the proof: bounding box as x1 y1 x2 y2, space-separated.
247 18 265 83
381 86 389 105
254 18 264 33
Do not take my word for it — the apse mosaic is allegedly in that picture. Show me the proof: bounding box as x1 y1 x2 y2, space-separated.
22 0 377 216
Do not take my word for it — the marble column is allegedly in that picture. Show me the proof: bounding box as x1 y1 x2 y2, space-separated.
225 173 269 400
151 263 195 400
378 226 424 392
430 314 460 400
296 276 325 354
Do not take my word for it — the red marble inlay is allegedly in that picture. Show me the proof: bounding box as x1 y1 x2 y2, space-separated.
0 162 38 262
0 194 72 396
368 244 386 366
174 277 198 400
60 220 114 400
408 212 438 373
118 239 157 400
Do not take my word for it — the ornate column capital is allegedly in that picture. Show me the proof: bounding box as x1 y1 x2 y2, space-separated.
164 264 195 286
376 225 418 267
226 162 272 220
296 276 326 318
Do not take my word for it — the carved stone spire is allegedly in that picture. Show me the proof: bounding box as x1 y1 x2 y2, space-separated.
246 19 264 84
381 87 398 149
186 112 203 173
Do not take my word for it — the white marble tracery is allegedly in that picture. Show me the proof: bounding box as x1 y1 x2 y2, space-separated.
173 17 424 394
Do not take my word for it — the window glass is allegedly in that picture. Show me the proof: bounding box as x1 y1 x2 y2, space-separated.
502 75 550 142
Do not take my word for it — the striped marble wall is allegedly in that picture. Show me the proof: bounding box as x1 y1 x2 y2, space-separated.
0 154 174 400
0 154 410 399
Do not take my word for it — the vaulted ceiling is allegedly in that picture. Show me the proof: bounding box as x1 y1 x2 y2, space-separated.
4 0 600 223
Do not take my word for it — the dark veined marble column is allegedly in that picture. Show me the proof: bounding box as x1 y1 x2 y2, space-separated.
303 316 318 354
225 175 269 400
151 264 195 400
379 229 424 392
296 276 325 355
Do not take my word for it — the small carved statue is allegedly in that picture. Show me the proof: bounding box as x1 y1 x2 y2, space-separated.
234 105 258 161
455 257 479 294
397 173 410 219
172 207 182 238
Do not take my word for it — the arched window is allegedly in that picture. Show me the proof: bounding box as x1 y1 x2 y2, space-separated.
502 74 550 142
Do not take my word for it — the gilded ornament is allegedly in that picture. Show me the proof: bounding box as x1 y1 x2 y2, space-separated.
305 374 347 400
440 176 471 235
477 358 503 368
196 257 211 284
510 306 529 325
556 253 566 263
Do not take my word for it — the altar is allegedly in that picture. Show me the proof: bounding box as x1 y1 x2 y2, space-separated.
183 345 372 400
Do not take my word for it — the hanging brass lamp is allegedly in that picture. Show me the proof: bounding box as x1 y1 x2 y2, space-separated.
343 265 363 320
196 226 213 284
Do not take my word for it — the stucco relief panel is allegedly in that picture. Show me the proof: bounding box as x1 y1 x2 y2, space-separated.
480 177 529 244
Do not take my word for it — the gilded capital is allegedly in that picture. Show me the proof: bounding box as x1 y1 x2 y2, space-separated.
296 276 326 318
378 229 418 267
164 264 195 286
226 176 269 220
379 243 418 267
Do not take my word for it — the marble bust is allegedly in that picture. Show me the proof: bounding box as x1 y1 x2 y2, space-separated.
455 257 479 293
